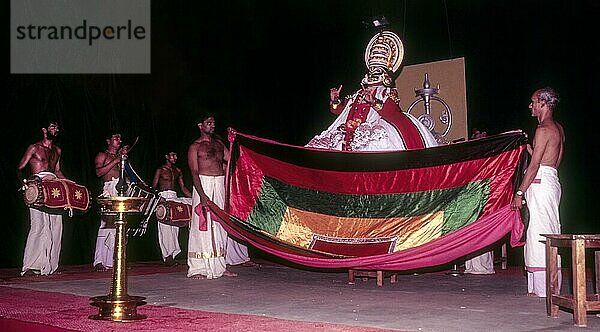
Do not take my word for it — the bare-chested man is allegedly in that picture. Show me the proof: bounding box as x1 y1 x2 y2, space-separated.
187 113 252 279
511 87 565 298
92 132 129 272
17 121 65 276
152 151 191 266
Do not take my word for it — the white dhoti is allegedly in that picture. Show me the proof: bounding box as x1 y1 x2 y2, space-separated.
226 237 250 266
93 177 118 268
524 165 562 297
157 190 191 260
187 175 227 279
464 252 495 275
21 172 63 276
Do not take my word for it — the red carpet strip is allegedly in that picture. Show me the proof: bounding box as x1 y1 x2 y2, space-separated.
0 287 394 332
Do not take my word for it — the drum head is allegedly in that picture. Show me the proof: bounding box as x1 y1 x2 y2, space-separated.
23 184 41 205
155 204 167 221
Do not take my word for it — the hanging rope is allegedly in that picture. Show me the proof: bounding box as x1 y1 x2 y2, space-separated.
443 0 454 58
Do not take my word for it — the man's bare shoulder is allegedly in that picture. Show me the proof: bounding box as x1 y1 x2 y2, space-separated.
188 140 201 150
20 143 38 159
49 145 62 156
29 142 43 151
95 151 109 162
540 120 563 135
190 137 209 145
536 122 554 134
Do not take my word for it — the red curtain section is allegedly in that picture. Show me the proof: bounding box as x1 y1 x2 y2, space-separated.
230 147 520 221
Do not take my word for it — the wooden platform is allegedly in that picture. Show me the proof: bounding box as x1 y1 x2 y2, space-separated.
348 269 398 287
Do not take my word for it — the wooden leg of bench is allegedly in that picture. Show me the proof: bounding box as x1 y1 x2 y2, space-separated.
348 269 355 285
595 251 600 294
572 239 587 327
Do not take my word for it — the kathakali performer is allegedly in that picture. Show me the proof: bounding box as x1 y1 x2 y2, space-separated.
307 30 438 151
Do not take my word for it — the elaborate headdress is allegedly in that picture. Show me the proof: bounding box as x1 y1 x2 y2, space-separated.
362 30 404 87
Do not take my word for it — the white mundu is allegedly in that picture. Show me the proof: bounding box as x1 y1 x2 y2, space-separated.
464 252 495 275
93 177 118 268
21 171 63 276
524 165 562 297
187 175 227 279
157 190 192 261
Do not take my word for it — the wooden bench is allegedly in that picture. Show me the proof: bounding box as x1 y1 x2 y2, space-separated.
348 269 397 287
543 234 600 327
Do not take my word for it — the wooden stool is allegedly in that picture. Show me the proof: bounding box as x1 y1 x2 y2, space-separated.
348 269 397 287
543 234 600 327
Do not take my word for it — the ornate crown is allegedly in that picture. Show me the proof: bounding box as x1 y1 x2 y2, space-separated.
362 30 404 87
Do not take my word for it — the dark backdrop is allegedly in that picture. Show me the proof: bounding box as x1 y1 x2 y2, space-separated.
2 1 598 268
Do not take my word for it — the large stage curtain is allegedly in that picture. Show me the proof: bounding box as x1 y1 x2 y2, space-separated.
207 131 527 270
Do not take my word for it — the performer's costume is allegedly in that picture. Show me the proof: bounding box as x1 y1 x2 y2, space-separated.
307 30 439 151
93 177 118 269
307 86 439 151
21 171 63 276
187 175 228 279
524 165 562 297
464 252 495 275
157 190 190 261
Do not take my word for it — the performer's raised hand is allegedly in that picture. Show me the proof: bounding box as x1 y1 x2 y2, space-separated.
330 84 342 102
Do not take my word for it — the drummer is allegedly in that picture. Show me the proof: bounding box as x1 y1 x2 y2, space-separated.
92 131 129 272
17 120 65 276
152 151 192 266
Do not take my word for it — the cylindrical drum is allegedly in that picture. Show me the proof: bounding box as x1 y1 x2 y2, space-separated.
155 200 191 227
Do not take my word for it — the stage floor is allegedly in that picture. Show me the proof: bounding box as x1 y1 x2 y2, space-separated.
1 260 599 331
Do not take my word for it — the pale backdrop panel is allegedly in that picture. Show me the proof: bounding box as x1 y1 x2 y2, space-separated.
395 57 468 143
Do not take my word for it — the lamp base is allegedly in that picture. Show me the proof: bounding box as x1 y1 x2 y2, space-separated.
89 294 147 321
